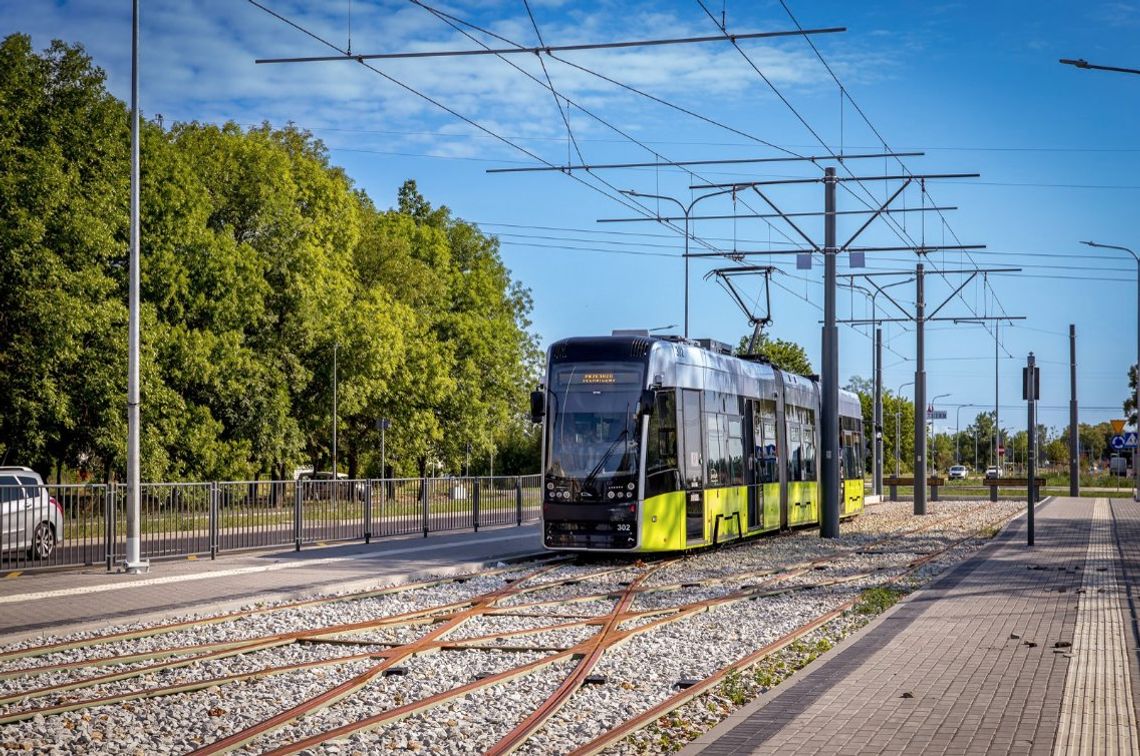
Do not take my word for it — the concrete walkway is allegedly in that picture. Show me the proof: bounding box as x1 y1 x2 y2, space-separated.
683 497 1140 756
0 523 543 644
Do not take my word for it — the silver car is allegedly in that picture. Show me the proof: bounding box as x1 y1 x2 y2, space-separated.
0 466 62 559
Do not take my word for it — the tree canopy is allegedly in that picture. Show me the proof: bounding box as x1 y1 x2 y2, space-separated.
735 333 813 376
0 35 540 482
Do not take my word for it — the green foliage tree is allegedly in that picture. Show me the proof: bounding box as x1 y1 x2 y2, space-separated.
0 36 539 483
1125 364 1137 427
734 333 813 375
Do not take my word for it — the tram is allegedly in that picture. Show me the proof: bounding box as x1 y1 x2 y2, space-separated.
531 333 865 553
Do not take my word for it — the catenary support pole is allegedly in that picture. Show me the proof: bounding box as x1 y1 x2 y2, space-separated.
1027 352 1037 546
874 327 883 496
995 319 1000 468
124 0 147 573
820 167 840 538
1070 324 1079 496
914 263 927 515
1135 260 1139 501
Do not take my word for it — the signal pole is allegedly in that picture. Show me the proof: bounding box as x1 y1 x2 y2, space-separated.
1070 324 1079 496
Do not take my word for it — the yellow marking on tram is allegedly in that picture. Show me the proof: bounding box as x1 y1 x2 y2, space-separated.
5 572 22 579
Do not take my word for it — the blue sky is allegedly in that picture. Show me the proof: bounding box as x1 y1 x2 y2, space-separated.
5 0 1140 434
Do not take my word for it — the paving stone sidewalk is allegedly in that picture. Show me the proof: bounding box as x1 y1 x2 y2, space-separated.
683 497 1140 756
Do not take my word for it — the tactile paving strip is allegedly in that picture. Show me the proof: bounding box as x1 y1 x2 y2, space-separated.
1054 499 1140 756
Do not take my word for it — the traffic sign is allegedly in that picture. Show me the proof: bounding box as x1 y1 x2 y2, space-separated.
1127 432 1138 450
926 410 947 420
998 446 1006 456
1112 419 1127 434
1112 435 1126 451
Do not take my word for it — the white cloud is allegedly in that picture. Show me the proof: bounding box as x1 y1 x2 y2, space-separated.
1 1 899 171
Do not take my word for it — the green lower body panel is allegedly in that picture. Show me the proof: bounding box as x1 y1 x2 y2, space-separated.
638 478 844 552
640 491 686 551
788 481 819 526
762 483 781 531
843 478 865 516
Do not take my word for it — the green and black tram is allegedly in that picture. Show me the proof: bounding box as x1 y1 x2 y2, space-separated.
531 333 865 553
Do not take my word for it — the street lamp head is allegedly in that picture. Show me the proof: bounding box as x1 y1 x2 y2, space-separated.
1060 58 1090 69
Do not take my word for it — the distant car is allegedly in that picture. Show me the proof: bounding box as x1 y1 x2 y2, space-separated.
984 466 1002 479
948 465 968 480
0 466 62 559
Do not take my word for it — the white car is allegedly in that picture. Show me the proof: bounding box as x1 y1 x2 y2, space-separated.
984 466 1002 480
0 467 62 559
948 465 968 480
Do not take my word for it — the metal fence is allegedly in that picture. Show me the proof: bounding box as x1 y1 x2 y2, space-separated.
0 475 541 573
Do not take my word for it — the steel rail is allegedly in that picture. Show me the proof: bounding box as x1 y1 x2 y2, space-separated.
0 650 384 726
1 563 610 714
0 504 1010 744
1 507 982 711
484 563 670 755
254 563 673 755
189 562 565 755
0 636 293 711
568 507 1027 755
0 560 566 663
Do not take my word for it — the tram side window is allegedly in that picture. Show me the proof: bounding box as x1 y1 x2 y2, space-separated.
726 417 744 486
787 420 802 481
760 415 779 483
803 421 817 480
852 429 865 478
646 391 680 498
681 390 703 489
705 412 726 487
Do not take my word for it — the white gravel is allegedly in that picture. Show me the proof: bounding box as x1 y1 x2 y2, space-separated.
0 499 1021 755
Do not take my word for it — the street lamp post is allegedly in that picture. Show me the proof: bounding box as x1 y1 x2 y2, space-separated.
623 188 740 339
895 380 914 478
1083 240 1140 500
332 342 338 476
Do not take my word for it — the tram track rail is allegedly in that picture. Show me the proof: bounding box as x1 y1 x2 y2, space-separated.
0 500 1022 755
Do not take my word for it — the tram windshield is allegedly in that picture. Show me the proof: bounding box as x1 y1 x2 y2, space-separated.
545 362 644 498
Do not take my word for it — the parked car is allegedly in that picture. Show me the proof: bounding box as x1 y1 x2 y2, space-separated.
0 466 62 559
984 466 1002 480
948 465 968 480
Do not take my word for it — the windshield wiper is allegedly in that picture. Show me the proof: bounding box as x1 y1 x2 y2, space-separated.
583 428 629 490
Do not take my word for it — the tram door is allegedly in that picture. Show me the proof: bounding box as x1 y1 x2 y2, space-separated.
680 389 704 542
745 401 762 530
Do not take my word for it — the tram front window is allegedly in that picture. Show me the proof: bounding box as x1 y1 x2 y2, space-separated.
546 363 644 501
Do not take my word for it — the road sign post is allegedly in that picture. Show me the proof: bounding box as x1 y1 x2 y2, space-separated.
1024 353 1039 547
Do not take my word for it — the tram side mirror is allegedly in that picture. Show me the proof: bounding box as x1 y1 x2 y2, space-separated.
530 389 545 424
637 389 656 418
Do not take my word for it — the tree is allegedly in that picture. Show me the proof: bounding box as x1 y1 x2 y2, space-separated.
1125 364 1137 427
0 36 540 482
734 333 813 375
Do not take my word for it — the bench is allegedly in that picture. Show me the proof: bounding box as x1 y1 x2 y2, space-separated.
984 477 1045 502
883 477 946 502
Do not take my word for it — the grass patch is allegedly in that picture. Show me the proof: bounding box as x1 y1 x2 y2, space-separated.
854 586 906 615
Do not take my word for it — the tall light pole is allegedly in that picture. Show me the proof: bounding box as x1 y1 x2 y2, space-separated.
1083 240 1139 500
928 392 951 472
124 0 147 573
622 188 740 338
332 342 338 476
895 380 914 478
954 404 976 465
